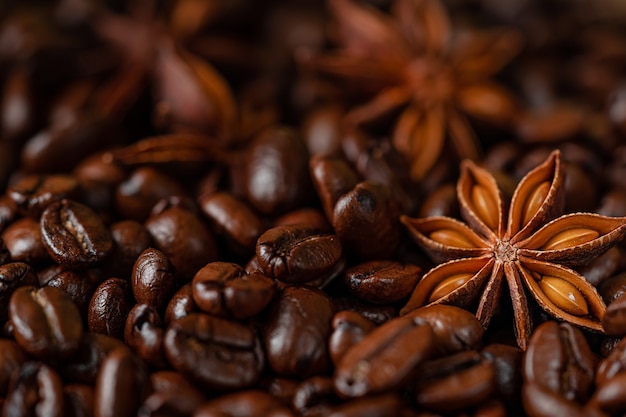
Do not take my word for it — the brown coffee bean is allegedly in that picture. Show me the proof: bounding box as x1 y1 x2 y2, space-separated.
589 372 626 415
599 272 626 305
329 311 377 366
334 314 436 397
42 268 103 315
61 333 127 384
578 246 621 287
274 208 332 232
10 285 83 359
192 262 276 320
3 362 65 417
523 321 594 403
522 381 592 417
132 248 176 312
107 220 153 278
2 217 50 264
596 337 626 386
64 384 94 417
73 152 126 216
333 297 397 325
405 305 484 354
481 344 523 403
115 167 186 221
146 198 218 282
150 371 205 398
40 199 113 268
88 278 133 339
603 292 626 336
597 189 626 217
0 262 38 323
333 181 400 259
164 313 264 390
7 174 79 218
245 126 311 215
414 350 496 413
302 104 343 157
256 225 342 284
292 376 337 416
124 304 167 369
138 390 205 417
193 390 294 417
264 286 334 377
344 260 421 304
94 348 151 417
309 155 359 223
0 196 17 234
0 340 27 396
419 183 459 218
164 283 197 325
326 393 402 417
199 192 264 255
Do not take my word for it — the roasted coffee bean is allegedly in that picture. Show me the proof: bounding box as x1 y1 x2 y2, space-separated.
329 311 377 366
146 198 218 282
94 348 151 417
256 225 342 284
333 181 400 259
274 208 332 232
405 305 484 354
597 188 626 217
0 196 17 233
599 272 626 305
309 155 360 223
578 246 621 287
64 384 94 417
333 297 397 325
481 344 523 403
0 262 38 322
40 199 112 268
150 371 205 399
596 337 626 386
73 152 126 216
419 183 459 218
132 248 176 312
0 340 27 396
521 382 596 417
413 350 496 413
523 321 594 403
164 313 264 390
7 174 79 218
2 217 50 264
603 292 626 336
245 126 311 215
88 278 133 339
292 376 337 417
62 333 127 384
10 285 83 358
115 167 186 221
124 304 167 369
107 220 153 278
164 283 197 325
326 393 402 417
264 286 334 377
3 362 65 417
344 260 421 304
302 104 343 157
589 372 626 415
139 390 205 417
199 192 264 254
192 262 275 320
193 390 294 417
42 268 103 315
334 314 436 397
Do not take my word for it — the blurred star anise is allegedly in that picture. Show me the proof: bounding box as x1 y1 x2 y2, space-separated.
401 150 626 349
304 0 522 180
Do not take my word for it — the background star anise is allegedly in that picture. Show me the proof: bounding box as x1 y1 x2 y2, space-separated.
400 150 626 349
302 0 522 180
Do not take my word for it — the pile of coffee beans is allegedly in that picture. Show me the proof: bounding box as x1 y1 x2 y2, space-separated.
1 0 626 416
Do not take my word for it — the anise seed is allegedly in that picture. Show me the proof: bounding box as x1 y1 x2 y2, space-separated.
538 275 589 316
471 184 498 231
430 229 476 248
522 181 551 226
429 272 474 302
540 227 600 251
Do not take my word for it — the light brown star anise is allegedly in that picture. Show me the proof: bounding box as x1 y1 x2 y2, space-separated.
302 0 522 180
400 150 626 349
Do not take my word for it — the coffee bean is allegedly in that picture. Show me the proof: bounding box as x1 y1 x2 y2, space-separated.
2 217 50 264
61 333 127 384
419 183 459 218
132 248 176 312
40 199 113 267
292 376 336 416
274 208 332 232
0 196 17 234
3 362 65 417
264 286 334 377
164 313 264 390
7 174 79 218
64 384 94 417
326 393 402 417
124 304 167 369
329 311 376 366
164 283 197 325
0 262 38 323
344 260 421 304
43 268 103 315
88 278 133 339
107 220 153 278
481 343 523 403
309 155 359 222
256 225 342 284
0 340 27 396
603 292 626 336
193 390 294 417
10 285 83 358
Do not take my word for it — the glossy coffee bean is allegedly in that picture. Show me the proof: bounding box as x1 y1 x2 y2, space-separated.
334 314 435 397
139 389 206 417
264 286 334 377
164 283 198 325
88 278 133 339
309 155 359 222
0 262 38 323
0 340 27 396
344 261 421 304
107 220 153 278
40 199 112 268
2 217 50 264
256 225 342 284
164 313 264 390
0 196 17 234
132 248 176 312
3 362 64 417
64 384 94 417
73 152 126 215
596 337 626 386
94 348 151 417
199 192 264 255
124 304 167 369
326 393 402 417
333 181 400 259
7 174 79 218
481 344 523 403
10 285 83 358
40 266 104 315
329 311 377 366
191 262 276 320
146 198 218 282
61 333 127 384
292 376 337 416
193 390 294 417
273 208 332 232
333 297 397 325
149 370 205 398
603 292 626 336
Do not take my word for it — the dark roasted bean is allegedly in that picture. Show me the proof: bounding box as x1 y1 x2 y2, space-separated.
0 340 27 396
273 208 332 232
326 393 402 417
64 384 94 417
292 376 337 417
481 344 523 403
309 155 359 223
88 278 133 339
7 174 79 218
164 283 197 325
62 333 128 384
3 362 65 417
107 220 153 278
344 260 421 304
329 311 377 366
41 267 103 315
2 217 50 264
132 248 176 312
0 262 39 323
124 304 167 369
193 390 294 417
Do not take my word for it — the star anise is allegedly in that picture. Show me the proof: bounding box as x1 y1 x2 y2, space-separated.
400 150 626 349
302 0 522 180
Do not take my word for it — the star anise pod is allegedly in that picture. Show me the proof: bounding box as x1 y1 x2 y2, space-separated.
400 150 626 349
302 0 522 180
